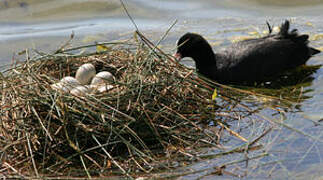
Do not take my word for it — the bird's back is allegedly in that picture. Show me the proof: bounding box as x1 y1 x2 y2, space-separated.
214 21 320 83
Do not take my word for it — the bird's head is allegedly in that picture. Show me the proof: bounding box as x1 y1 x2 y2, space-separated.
174 32 212 61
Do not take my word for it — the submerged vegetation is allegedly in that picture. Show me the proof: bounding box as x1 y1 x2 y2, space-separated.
0 31 320 179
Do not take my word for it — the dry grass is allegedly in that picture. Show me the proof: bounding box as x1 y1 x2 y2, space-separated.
0 31 313 179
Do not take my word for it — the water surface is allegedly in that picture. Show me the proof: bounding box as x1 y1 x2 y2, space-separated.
1 0 323 179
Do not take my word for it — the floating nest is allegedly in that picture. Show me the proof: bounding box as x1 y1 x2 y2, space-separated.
0 32 221 178
0 32 311 178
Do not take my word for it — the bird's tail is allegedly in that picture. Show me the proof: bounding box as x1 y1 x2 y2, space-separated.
279 20 291 37
279 20 321 56
279 20 308 43
309 47 321 56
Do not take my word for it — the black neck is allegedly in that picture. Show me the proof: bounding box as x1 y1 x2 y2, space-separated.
193 48 217 74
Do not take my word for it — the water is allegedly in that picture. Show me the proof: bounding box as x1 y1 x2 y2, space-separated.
1 0 323 179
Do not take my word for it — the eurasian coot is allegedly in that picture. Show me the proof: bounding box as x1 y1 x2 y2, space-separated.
175 20 321 84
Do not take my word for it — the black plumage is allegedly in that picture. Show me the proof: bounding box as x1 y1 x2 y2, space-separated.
175 20 321 84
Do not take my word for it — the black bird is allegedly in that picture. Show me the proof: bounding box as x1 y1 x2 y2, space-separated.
175 20 321 84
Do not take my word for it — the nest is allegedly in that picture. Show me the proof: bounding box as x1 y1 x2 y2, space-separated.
0 32 227 177
0 31 311 178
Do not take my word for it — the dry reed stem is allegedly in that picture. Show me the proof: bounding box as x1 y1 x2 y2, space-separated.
0 32 299 178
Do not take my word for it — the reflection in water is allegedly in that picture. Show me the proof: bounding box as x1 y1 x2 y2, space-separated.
215 65 320 115
248 65 321 88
